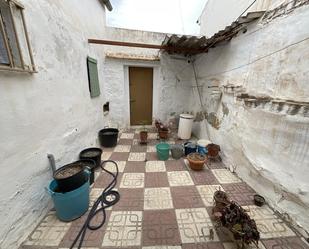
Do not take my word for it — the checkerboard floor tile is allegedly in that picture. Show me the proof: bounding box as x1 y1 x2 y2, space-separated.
103 160 126 172
146 152 159 160
167 171 194 186
131 144 148 152
101 151 112 160
20 128 308 249
190 169 219 185
59 211 110 248
124 161 146 173
114 188 144 211
261 237 309 249
114 145 131 152
176 208 219 243
146 161 166 172
147 145 157 152
196 185 222 206
145 172 169 188
120 133 135 139
244 205 296 239
110 152 129 161
143 210 181 246
120 173 145 188
171 186 204 208
222 182 256 205
144 187 173 210
129 152 146 161
23 212 71 246
165 159 186 171
211 169 242 184
102 211 142 247
148 132 159 139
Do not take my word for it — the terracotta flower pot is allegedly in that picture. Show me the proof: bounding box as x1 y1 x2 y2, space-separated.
158 129 168 139
187 152 207 171
140 131 148 144
207 143 220 157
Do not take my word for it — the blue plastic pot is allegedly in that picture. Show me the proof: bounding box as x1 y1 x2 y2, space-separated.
184 142 197 156
46 170 90 221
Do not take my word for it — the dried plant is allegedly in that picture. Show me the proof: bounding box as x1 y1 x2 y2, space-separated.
212 190 260 248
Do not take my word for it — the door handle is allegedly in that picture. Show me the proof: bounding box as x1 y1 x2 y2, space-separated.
130 99 136 102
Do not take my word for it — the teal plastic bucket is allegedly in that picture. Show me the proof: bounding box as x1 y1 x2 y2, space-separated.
46 170 90 221
156 143 170 160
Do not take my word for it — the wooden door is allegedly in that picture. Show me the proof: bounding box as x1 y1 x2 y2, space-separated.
129 67 153 125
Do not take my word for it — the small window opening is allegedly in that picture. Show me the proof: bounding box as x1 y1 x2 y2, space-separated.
103 102 109 112
0 0 36 73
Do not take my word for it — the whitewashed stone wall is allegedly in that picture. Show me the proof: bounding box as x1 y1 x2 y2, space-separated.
193 3 309 234
0 1 108 248
102 27 194 127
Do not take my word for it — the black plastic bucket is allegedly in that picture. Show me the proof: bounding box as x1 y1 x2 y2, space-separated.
98 128 119 147
79 147 102 168
54 161 89 192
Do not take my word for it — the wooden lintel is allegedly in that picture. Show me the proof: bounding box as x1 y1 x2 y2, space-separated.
88 39 205 54
88 39 164 49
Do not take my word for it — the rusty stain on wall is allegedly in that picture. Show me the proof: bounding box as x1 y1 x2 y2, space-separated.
207 112 221 129
222 102 229 116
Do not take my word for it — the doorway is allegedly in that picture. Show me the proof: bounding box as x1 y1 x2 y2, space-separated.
129 67 153 125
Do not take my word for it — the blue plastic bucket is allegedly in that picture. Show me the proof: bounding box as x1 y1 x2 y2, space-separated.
46 170 90 221
184 142 197 156
156 143 170 160
197 139 211 155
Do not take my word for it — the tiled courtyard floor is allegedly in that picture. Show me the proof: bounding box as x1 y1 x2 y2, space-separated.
20 128 309 249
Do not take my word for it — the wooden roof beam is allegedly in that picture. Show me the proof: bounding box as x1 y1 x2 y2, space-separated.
88 39 204 54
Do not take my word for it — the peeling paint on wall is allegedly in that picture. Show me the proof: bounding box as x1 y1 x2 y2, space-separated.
0 1 108 248
193 4 309 235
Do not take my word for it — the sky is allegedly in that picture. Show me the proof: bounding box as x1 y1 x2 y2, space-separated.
106 0 208 35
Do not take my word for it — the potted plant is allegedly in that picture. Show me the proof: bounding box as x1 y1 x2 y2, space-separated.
187 152 207 171
155 119 169 139
139 121 148 144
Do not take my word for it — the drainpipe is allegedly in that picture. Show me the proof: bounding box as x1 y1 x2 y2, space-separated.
191 59 211 140
47 154 57 173
100 0 113 11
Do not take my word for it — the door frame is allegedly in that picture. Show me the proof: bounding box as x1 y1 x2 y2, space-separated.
123 61 160 127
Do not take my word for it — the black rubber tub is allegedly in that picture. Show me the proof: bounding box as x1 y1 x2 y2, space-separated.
54 160 90 192
98 128 119 147
79 147 102 168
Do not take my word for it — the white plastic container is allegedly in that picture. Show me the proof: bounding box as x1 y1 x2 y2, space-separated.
197 139 211 155
178 114 194 139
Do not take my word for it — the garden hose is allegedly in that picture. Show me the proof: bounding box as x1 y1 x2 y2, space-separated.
70 160 120 249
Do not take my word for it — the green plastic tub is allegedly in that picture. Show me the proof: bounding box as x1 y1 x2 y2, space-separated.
156 143 170 161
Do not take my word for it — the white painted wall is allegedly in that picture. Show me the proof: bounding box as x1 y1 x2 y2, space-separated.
102 27 194 127
192 4 309 233
0 1 108 248
0 11 194 249
198 0 288 37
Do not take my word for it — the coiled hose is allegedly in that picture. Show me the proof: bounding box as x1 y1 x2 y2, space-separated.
70 160 120 249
